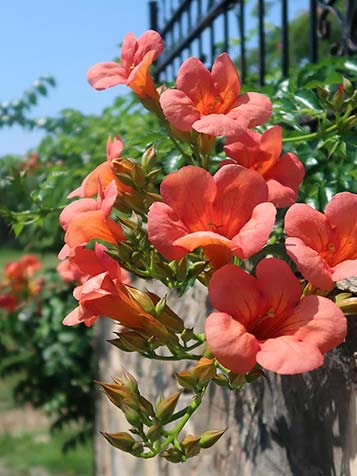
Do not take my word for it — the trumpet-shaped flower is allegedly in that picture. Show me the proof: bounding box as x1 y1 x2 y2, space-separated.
285 192 357 289
87 30 164 100
68 137 133 199
63 243 167 338
148 165 276 266
206 259 347 375
159 53 272 136
224 126 305 207
59 180 125 253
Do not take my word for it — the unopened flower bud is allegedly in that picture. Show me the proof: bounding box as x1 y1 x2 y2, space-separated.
132 164 146 188
161 447 184 463
181 435 201 458
336 296 357 315
212 374 229 387
192 357 216 384
229 373 246 389
176 370 198 390
111 331 149 353
199 429 226 449
121 404 142 428
115 172 136 187
141 145 156 170
126 287 156 314
148 292 184 332
101 431 136 452
188 260 207 279
156 392 181 423
147 424 163 441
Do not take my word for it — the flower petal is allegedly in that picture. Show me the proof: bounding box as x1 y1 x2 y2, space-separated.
255 258 302 315
208 264 262 325
160 166 216 231
192 114 247 136
265 153 305 208
285 237 334 289
325 192 357 262
233 202 276 259
284 203 331 252
106 136 124 162
211 53 241 110
60 198 97 230
160 89 200 131
67 162 131 198
176 57 216 106
206 312 260 374
127 50 158 99
173 230 238 252
332 260 357 281
147 202 189 260
87 62 127 90
65 210 124 248
213 165 270 238
231 92 272 127
257 336 323 374
134 30 164 63
280 295 347 353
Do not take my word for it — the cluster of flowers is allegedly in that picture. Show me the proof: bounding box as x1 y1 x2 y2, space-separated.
0 255 42 312
58 29 356 381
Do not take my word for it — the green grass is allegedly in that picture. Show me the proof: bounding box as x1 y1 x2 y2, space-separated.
0 429 93 476
0 377 93 476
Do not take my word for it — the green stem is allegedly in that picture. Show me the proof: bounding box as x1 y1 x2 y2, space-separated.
282 123 337 143
140 384 208 459
141 352 201 361
159 384 207 449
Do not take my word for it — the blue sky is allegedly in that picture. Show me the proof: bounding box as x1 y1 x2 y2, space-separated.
0 0 307 156
0 0 149 155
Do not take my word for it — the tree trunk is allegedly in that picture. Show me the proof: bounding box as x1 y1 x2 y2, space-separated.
94 279 357 476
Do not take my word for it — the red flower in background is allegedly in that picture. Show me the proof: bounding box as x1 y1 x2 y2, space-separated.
0 293 18 312
87 30 164 100
160 53 272 136
285 192 357 290
224 126 305 207
5 255 41 281
148 165 276 267
206 259 346 375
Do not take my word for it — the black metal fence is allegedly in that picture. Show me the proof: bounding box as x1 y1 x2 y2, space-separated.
148 0 357 85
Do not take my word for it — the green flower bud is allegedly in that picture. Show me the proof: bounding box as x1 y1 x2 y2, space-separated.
101 432 136 452
176 370 198 390
156 392 181 423
161 447 184 463
199 429 226 449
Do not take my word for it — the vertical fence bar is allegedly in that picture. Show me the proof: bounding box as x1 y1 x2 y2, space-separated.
149 1 159 30
188 2 193 55
197 0 204 61
238 0 246 82
281 0 289 77
223 9 229 53
210 22 215 64
310 0 318 62
258 0 265 86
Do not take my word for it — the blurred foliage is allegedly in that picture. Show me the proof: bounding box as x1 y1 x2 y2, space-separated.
0 267 94 451
269 57 357 210
0 76 56 129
